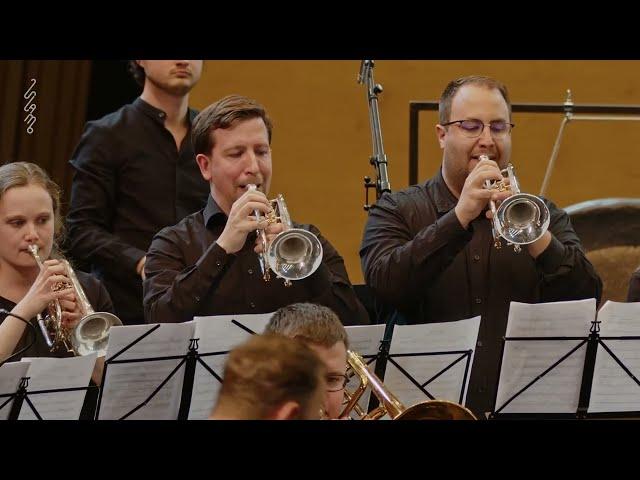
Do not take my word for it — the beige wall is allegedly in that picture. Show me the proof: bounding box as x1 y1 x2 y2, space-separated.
189 60 640 284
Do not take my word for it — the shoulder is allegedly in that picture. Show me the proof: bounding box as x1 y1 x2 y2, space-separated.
153 210 204 245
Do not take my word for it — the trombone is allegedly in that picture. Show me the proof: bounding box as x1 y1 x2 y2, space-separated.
249 184 323 286
340 350 477 420
28 245 122 357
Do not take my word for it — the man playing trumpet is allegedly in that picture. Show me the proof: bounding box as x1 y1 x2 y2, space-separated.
143 95 369 326
360 76 602 418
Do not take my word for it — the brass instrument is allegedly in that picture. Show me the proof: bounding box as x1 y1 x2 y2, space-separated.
28 245 122 356
249 184 323 286
482 154 550 253
341 350 477 420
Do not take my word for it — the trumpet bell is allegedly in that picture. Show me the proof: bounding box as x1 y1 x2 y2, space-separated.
71 312 123 357
495 193 550 245
267 228 323 281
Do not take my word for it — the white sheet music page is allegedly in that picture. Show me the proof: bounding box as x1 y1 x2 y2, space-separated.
0 361 31 420
344 324 386 419
98 323 194 420
495 299 595 414
188 313 273 420
18 354 96 420
383 317 480 411
589 301 640 413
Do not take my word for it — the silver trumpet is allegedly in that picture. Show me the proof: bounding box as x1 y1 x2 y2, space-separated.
481 155 550 253
28 245 122 356
248 184 323 287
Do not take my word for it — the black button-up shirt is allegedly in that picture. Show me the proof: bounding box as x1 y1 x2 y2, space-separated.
360 168 602 417
143 195 370 326
66 97 210 325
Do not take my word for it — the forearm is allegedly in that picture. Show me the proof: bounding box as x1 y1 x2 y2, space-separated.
303 264 369 326
144 242 234 323
537 234 602 303
363 209 471 306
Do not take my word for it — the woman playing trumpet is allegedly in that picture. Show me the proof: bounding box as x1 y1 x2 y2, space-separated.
0 162 113 373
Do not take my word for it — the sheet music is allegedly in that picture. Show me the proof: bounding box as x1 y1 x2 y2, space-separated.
18 354 96 420
344 324 386 419
495 299 595 414
0 361 31 420
589 301 640 412
98 323 194 420
383 317 480 412
188 313 273 420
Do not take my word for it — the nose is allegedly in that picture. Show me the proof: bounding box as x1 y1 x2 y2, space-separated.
477 124 496 148
24 222 39 243
244 151 260 176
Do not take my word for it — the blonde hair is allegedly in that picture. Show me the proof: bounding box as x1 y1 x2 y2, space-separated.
0 162 64 252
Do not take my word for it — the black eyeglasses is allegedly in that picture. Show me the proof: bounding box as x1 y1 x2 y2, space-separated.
442 119 514 139
326 373 349 392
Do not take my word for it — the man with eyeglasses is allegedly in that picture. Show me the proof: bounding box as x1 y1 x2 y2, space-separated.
265 303 350 419
360 75 602 418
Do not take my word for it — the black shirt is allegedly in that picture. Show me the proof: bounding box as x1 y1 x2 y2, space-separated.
66 97 210 325
143 195 370 326
360 168 602 417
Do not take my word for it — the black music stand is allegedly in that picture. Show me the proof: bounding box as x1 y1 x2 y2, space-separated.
373 322 474 408
96 319 260 420
490 319 640 419
0 376 94 420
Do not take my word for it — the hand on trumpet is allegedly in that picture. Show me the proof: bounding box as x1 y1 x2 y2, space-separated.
253 222 283 254
454 156 511 229
216 187 272 254
18 259 74 321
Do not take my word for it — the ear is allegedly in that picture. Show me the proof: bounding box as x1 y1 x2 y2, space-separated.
436 124 447 149
195 153 213 182
270 401 300 420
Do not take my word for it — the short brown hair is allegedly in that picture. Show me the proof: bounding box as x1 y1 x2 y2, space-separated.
215 334 326 419
192 94 273 156
128 61 145 88
438 76 511 124
0 161 64 246
265 303 349 350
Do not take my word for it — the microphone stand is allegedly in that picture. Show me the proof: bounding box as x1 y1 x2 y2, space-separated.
358 60 392 211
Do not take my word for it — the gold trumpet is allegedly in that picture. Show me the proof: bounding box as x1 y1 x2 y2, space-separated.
28 245 122 356
341 350 477 420
248 184 323 286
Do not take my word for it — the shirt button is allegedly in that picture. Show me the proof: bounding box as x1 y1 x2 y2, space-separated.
475 297 482 304
249 302 256 309
473 254 480 261
195 296 200 303
477 340 483 347
215 261 222 267
248 269 254 275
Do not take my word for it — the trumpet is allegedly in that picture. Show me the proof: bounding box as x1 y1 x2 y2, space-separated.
28 245 122 356
340 350 477 420
482 155 550 253
249 184 323 287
